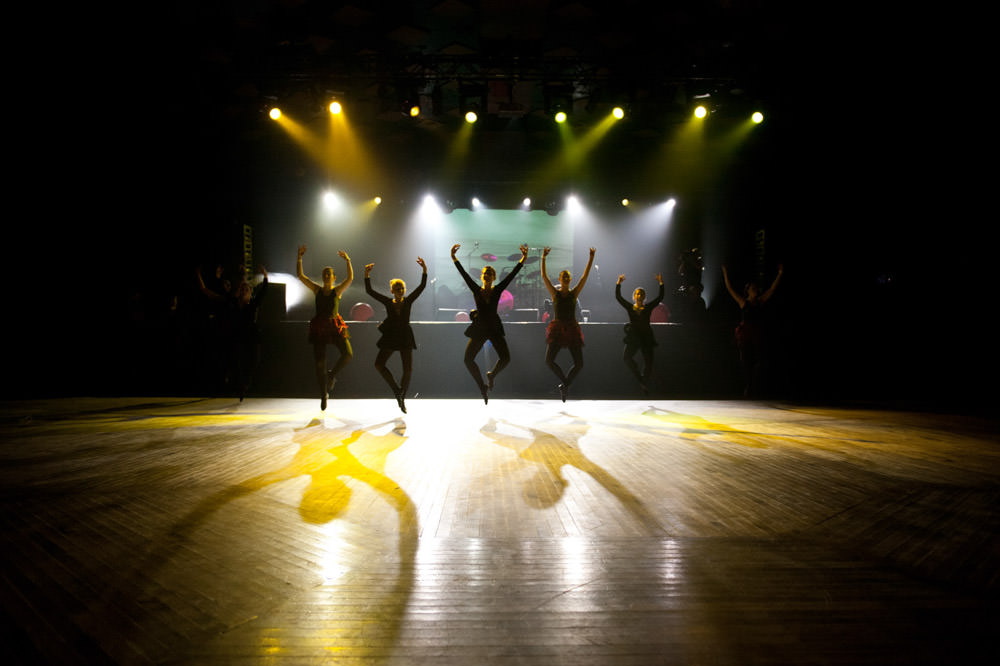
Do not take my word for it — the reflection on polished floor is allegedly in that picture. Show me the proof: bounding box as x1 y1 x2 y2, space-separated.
1 397 997 665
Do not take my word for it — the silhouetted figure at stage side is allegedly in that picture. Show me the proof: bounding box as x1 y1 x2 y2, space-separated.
722 263 784 398
671 248 708 323
364 257 428 414
541 246 596 402
196 265 269 401
615 272 665 395
451 242 529 404
297 245 354 411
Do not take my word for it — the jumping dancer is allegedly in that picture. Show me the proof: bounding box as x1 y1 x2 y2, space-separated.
541 246 596 401
451 242 529 403
364 257 427 413
615 272 664 394
297 245 353 410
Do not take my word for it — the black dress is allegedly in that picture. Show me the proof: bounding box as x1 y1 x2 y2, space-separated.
616 282 665 348
453 259 523 340
308 289 349 344
365 273 427 350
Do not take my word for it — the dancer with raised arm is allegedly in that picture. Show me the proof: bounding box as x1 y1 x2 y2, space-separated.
364 257 427 413
615 272 664 394
541 246 596 402
196 265 270 401
297 245 353 410
452 242 529 403
722 263 784 398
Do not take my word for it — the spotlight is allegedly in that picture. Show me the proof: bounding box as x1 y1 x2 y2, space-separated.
612 107 625 120
472 197 482 209
522 197 532 209
752 111 764 124
694 106 707 119
269 108 282 120
329 101 343 115
555 111 567 123
374 196 382 205
409 105 421 118
621 198 631 207
465 111 478 124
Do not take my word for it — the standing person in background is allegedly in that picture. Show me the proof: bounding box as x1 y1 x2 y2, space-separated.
541 246 596 402
297 245 353 410
451 243 529 404
364 257 427 413
615 272 664 395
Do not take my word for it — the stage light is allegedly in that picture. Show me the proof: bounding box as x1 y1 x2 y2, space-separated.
472 197 482 209
522 197 532 209
269 108 282 120
329 101 342 115
409 105 421 118
694 106 707 119
374 196 382 205
612 107 625 120
465 111 478 124
621 198 631 207
323 190 343 209
555 111 567 123
566 195 582 212
666 198 677 208
752 111 764 124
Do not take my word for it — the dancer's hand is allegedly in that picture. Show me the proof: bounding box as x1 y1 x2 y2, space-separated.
338 250 350 262
416 256 426 271
297 244 307 258
519 244 529 261
617 274 625 285
364 263 374 277
589 247 596 258
542 246 551 257
654 273 663 285
450 244 460 260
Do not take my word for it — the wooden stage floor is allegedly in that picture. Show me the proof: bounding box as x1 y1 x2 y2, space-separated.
1 397 997 665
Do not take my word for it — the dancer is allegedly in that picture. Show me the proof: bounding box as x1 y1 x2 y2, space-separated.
297 245 354 410
541 246 596 401
615 273 664 394
364 257 428 413
196 265 269 401
451 242 529 403
722 263 784 397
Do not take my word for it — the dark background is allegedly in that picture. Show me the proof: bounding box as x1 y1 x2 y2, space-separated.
11 2 986 409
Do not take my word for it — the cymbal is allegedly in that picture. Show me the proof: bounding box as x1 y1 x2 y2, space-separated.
481 253 497 262
507 254 541 263
523 256 540 264
506 253 522 261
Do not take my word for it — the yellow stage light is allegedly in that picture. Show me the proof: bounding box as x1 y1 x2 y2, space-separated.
613 107 625 119
269 108 282 120
555 111 567 123
621 198 631 207
752 111 764 124
409 105 420 118
694 106 707 119
465 111 478 124
374 196 382 205
330 101 342 115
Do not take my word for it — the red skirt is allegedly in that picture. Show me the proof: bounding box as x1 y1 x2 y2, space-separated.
309 314 350 344
545 320 584 347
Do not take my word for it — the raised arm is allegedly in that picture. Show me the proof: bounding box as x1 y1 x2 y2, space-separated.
571 247 596 296
760 264 784 303
451 244 479 292
648 274 665 308
614 274 631 309
722 265 745 308
409 257 428 301
296 245 320 293
334 251 353 296
195 266 225 303
540 246 556 298
496 244 528 292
